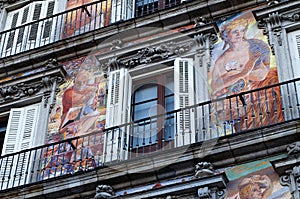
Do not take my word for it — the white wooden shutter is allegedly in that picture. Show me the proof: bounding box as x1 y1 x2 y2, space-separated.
106 68 132 127
29 3 42 41
111 0 133 23
0 104 40 188
174 58 195 147
16 6 29 46
288 30 300 114
42 1 55 39
105 68 132 162
288 30 300 78
2 11 21 56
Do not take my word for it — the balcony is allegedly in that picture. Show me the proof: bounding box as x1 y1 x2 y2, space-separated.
0 0 186 59
1 76 300 191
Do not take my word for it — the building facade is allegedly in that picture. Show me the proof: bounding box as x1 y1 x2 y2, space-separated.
0 0 300 198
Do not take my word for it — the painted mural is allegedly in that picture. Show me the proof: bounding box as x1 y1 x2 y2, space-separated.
44 55 107 178
209 10 283 134
225 158 291 199
63 0 111 38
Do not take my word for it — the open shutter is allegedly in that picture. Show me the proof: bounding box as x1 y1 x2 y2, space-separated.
111 0 133 23
17 7 29 45
42 1 55 39
106 68 132 127
0 104 39 189
6 13 19 50
29 3 42 41
288 30 300 78
174 58 195 147
105 68 132 162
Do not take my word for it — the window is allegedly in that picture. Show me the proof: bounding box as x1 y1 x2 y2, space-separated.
0 116 8 154
1 1 56 56
111 0 134 23
0 104 40 189
105 58 195 159
288 29 300 78
136 0 182 17
131 72 174 149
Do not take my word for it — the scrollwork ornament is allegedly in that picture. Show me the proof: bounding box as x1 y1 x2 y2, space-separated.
280 174 291 187
209 34 218 49
94 185 114 199
281 13 300 22
287 141 300 155
217 189 226 199
198 187 211 198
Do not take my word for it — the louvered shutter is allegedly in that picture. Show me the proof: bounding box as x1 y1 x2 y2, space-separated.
111 0 133 23
17 7 29 45
288 30 300 78
6 13 19 50
29 3 42 41
42 1 55 39
106 68 132 127
105 68 132 162
174 58 195 147
0 104 39 188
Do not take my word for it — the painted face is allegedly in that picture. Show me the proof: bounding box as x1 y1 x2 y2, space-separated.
228 25 246 43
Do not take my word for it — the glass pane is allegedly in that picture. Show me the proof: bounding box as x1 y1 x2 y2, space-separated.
165 95 174 112
135 84 157 103
134 100 157 121
165 75 174 96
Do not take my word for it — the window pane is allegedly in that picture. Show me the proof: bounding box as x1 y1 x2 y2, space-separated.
135 84 157 103
165 75 174 96
134 100 157 121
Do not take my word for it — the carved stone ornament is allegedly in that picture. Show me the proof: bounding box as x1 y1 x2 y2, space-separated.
195 162 215 178
198 187 211 198
0 76 63 105
266 0 279 6
94 185 114 199
280 165 300 199
287 141 300 156
198 187 226 199
194 17 208 27
104 33 217 71
44 58 62 69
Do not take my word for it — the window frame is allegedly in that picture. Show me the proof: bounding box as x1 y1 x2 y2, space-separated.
130 70 175 151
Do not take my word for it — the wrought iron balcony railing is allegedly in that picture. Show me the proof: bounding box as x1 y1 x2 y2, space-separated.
1 77 300 190
0 0 186 59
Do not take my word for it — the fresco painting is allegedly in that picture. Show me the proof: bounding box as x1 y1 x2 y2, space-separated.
63 0 111 38
225 158 291 199
44 55 107 178
209 10 283 135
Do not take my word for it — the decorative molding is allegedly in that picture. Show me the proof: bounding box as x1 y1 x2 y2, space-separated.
281 12 300 22
287 141 300 156
194 17 208 28
105 33 217 71
110 39 122 50
94 185 114 199
198 187 226 199
0 59 66 108
0 81 43 103
280 165 300 199
44 58 62 69
198 187 211 198
266 0 279 6
0 76 64 106
194 162 215 178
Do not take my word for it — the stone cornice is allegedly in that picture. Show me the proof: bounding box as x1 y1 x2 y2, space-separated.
96 24 218 71
0 60 66 112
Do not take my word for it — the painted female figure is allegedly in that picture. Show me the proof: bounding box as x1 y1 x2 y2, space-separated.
210 16 282 133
